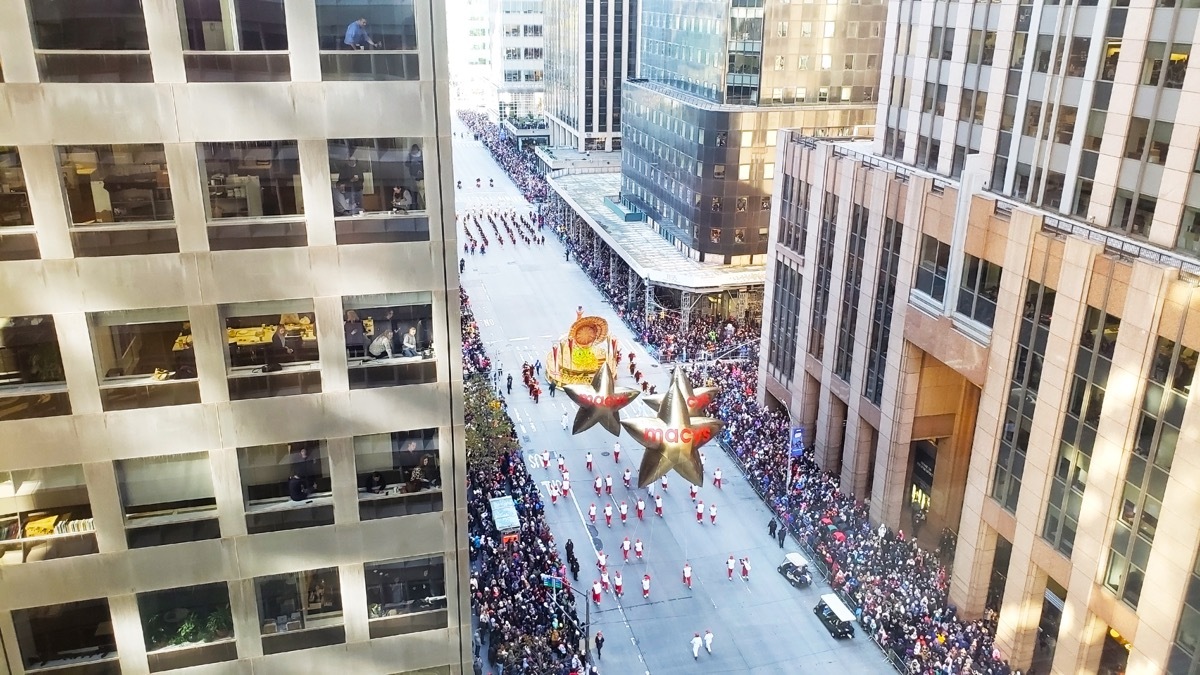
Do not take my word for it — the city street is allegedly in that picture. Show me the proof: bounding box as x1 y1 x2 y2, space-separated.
452 117 893 674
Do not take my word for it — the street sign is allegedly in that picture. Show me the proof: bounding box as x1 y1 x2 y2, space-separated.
541 574 563 590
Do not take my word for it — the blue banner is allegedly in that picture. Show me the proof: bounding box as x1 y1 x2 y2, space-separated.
790 426 805 458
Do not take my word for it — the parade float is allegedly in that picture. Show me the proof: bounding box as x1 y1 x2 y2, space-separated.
546 308 621 385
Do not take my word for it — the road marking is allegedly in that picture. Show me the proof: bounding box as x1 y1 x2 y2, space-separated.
530 423 537 432
519 424 527 435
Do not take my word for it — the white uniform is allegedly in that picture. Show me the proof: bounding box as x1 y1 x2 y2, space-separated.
691 634 703 658
704 630 713 653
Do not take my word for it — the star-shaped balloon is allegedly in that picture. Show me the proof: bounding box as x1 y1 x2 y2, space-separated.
642 367 717 416
563 363 639 436
621 382 723 487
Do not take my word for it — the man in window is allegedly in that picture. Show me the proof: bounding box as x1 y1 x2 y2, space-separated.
401 326 419 357
368 329 394 359
345 17 378 50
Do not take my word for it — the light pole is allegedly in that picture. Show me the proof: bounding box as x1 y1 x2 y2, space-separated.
543 574 591 660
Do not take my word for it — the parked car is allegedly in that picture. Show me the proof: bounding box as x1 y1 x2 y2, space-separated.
777 552 813 589
814 594 856 639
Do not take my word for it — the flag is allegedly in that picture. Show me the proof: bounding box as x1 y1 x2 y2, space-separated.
790 426 805 458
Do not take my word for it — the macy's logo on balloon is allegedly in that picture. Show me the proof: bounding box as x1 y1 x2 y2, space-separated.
578 393 631 407
643 427 713 444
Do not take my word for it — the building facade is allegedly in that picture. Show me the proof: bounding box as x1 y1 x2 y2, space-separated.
489 0 545 119
0 1 469 674
543 0 637 152
619 0 886 263
760 1 1200 673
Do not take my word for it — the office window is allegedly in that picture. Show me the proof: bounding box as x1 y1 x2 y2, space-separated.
775 55 785 70
956 254 1002 328
239 441 333 534
824 22 835 38
117 452 220 549
1166 46 1190 88
364 556 449 638
710 228 721 243
800 21 812 37
714 165 726 180
0 465 98 564
820 54 832 70
0 146 33 229
914 235 951 302
0 315 70 421
524 25 541 36
1106 336 1197 608
818 87 829 102
1144 42 1168 85
201 140 307 249
1034 35 1054 73
29 0 152 82
864 217 903 405
355 429 442 520
1043 303 1119 557
12 600 116 671
139 584 236 672
178 0 289 81
1150 122 1174 165
1102 40 1121 80
90 308 200 412
504 47 519 60
316 0 418 80
844 55 854 70
329 138 427 228
767 260 802 382
993 279 1056 513
524 47 542 59
1110 190 1156 237
343 292 436 389
1169 548 1200 674
58 145 178 256
255 568 344 654
221 300 321 400
809 194 839 360
1178 208 1200 256
738 164 751 181
1066 36 1090 77
798 55 809 70
834 205 869 381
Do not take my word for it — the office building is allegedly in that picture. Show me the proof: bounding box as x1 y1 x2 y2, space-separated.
451 0 493 100
543 0 637 152
619 0 886 264
0 1 468 674
489 0 545 119
759 2 1200 673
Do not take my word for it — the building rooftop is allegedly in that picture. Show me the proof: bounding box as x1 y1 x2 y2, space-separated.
625 78 874 114
549 173 766 292
535 146 623 172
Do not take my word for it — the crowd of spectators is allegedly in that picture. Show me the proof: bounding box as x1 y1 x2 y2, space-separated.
461 289 587 674
458 111 549 203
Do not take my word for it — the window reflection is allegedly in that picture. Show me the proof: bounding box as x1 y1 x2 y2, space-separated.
0 147 32 227
344 293 436 389
59 145 174 224
255 568 344 654
316 0 419 80
200 141 304 220
355 429 443 519
89 308 200 411
328 138 425 215
117 452 220 548
365 556 448 638
138 584 237 672
29 0 153 82
13 599 117 673
0 315 71 421
239 441 333 533
0 466 98 564
222 300 321 400
178 0 290 81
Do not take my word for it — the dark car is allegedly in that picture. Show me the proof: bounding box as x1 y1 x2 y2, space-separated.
777 552 813 589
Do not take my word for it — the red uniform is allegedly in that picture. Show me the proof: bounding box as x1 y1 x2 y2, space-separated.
690 484 698 501
727 556 735 580
713 468 723 489
635 540 644 560
605 475 613 495
588 503 596 524
623 469 632 488
592 581 602 604
642 575 651 599
614 572 623 597
594 476 602 496
654 495 663 517
741 558 751 580
683 564 693 589
636 498 645 519
619 502 628 524
710 504 717 524
696 501 704 523
604 504 613 527
613 443 621 463
586 453 593 471
622 537 631 561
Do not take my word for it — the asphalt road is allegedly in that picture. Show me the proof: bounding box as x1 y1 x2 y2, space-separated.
451 116 893 675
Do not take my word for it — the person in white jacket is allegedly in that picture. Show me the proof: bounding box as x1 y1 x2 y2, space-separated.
704 629 714 654
691 632 703 659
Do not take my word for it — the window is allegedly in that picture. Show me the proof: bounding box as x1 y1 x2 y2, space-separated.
824 22 836 38
818 87 829 102
239 441 333 534
844 55 855 70
1178 208 1200 255
711 198 722 212
1056 106 1078 144
504 25 520 37
738 164 751 181
0 315 70 421
714 165 726 180
355 430 442 520
343 293 436 389
201 140 307 250
178 0 289 81
59 144 178 256
504 70 521 82
956 254 1002 327
821 54 832 70
329 137 425 214
914 235 951 302
764 163 775 179
798 55 809 70
1066 37 1090 78
734 228 746 243
834 205 869 381
221 300 321 400
736 197 748 213
28 0 153 82
524 47 542 59
0 465 98 564
810 194 839 360
505 48 520 60
1110 190 1156 237
800 21 812 37
139 584 236 672
1166 46 1190 88
777 21 788 37
1144 42 1167 85
316 0 418 81
775 55 785 70
0 147 35 255
767 261 802 381
89 308 200 411
1102 41 1121 81
255 568 344 654
117 452 220 549
524 24 541 36
864 217 903 405
1150 121 1174 165
365 556 449 638
1024 101 1042 136
1084 111 1107 151
12 599 116 671
710 228 721 243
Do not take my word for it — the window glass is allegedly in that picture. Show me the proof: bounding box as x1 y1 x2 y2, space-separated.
178 0 290 81
0 147 33 227
222 300 320 400
343 293 436 389
200 141 303 220
90 308 200 411
255 568 344 654
1166 45 1190 88
59 145 173 224
0 465 98 564
139 583 236 671
0 315 71 421
315 0 419 80
12 599 116 671
365 556 448 638
117 452 220 548
28 0 149 50
328 138 425 215
239 441 333 533
354 430 442 518
914 234 951 301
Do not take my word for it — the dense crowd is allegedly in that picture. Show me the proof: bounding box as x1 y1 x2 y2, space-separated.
457 111 549 203
461 290 586 674
687 360 1017 675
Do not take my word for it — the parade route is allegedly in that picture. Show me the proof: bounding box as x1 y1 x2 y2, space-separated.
452 115 892 674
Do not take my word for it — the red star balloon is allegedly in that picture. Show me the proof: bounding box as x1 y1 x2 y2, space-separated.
563 363 639 436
